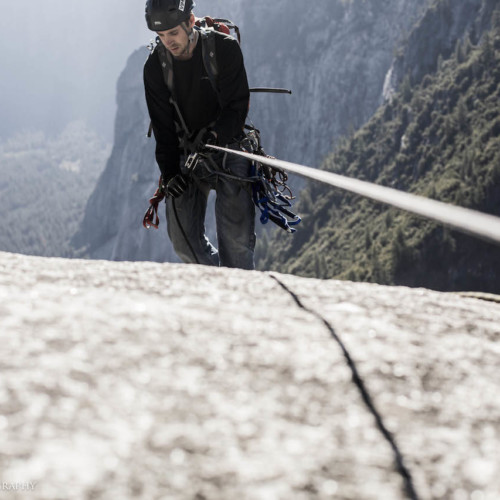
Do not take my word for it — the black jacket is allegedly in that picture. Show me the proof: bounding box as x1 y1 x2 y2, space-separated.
144 31 250 179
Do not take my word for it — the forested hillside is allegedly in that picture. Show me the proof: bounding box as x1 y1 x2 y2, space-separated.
0 122 110 257
259 13 500 293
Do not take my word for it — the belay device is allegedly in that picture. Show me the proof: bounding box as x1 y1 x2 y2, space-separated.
143 15 301 233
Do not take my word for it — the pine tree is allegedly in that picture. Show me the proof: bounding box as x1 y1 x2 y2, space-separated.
365 228 372 250
456 97 469 132
314 253 327 279
492 8 500 30
300 190 312 214
481 32 494 69
454 39 465 64
401 75 413 103
462 33 473 57
437 53 445 72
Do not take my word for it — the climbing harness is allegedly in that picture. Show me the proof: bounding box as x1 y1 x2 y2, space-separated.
143 134 301 235
143 127 301 234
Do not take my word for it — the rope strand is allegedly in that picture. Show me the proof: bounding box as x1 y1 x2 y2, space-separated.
207 145 500 247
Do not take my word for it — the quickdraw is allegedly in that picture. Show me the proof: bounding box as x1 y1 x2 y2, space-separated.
143 177 165 229
242 126 301 233
252 175 301 233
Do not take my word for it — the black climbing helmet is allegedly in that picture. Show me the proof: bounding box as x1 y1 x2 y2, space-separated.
145 0 194 32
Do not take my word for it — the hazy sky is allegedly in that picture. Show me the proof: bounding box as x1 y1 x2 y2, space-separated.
0 0 237 142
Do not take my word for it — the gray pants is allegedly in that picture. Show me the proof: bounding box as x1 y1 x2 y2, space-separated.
165 150 256 270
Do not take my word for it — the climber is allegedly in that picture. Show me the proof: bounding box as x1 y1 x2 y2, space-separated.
143 0 255 270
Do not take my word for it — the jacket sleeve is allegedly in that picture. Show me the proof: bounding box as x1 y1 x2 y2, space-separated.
143 52 181 180
212 36 250 145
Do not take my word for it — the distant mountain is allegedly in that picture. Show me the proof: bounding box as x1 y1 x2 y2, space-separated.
70 48 179 262
72 0 428 262
0 122 109 257
224 0 430 167
261 2 500 293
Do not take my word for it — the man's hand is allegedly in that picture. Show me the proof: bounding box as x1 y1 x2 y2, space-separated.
161 173 189 198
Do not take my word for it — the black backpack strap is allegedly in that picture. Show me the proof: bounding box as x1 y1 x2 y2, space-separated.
155 40 191 138
198 28 219 97
155 38 175 98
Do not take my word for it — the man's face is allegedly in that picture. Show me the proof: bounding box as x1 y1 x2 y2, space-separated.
157 15 194 58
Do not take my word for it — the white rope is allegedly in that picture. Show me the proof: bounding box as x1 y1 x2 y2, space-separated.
208 145 500 246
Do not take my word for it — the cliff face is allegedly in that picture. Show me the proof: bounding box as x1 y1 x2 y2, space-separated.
383 0 499 99
233 0 429 167
71 48 179 262
72 0 428 262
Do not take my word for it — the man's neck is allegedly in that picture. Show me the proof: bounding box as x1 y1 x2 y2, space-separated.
175 30 199 61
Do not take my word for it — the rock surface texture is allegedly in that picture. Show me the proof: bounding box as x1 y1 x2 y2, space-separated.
0 251 499 499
